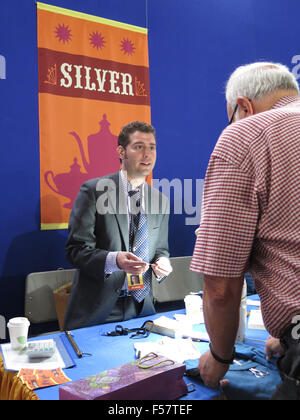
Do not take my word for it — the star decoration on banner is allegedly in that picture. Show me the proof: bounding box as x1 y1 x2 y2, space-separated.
89 31 106 50
120 38 136 56
52 24 138 57
54 23 72 43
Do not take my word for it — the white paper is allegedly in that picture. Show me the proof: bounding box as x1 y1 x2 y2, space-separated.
134 336 201 364
248 310 266 331
152 315 209 341
154 316 179 329
1 340 66 371
174 312 205 324
247 299 261 307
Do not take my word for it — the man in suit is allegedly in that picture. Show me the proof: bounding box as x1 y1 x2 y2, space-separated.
63 121 172 330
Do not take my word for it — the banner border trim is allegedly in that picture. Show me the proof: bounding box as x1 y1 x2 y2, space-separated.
36 2 148 34
41 223 69 231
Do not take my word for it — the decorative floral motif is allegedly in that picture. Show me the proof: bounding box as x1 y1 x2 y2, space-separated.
44 64 57 85
135 77 147 97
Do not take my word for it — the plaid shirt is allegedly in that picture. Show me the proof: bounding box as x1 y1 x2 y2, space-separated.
191 96 300 338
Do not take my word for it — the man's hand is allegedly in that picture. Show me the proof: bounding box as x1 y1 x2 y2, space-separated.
198 350 230 389
265 336 285 361
151 257 173 278
116 252 148 275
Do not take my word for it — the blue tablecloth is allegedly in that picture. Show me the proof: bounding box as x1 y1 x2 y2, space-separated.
34 309 217 400
31 295 280 400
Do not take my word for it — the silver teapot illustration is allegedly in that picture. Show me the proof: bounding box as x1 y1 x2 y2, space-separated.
44 158 89 209
44 114 120 209
69 113 119 179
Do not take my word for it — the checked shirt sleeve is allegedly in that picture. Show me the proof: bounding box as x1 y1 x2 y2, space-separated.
190 156 259 278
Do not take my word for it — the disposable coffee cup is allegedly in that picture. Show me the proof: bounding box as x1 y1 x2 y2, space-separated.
184 294 203 324
7 317 30 350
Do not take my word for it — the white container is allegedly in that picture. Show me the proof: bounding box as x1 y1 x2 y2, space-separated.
236 281 247 343
7 317 30 350
184 294 203 324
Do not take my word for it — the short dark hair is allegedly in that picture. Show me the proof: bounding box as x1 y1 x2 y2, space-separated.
118 121 156 148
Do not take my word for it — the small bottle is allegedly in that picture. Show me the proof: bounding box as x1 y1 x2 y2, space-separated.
236 280 247 343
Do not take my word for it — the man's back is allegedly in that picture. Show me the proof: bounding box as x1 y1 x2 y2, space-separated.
195 95 300 337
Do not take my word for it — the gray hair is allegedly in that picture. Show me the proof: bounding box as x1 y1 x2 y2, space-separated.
225 62 299 109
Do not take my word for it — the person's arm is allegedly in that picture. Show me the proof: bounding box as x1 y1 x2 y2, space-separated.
197 274 244 388
191 149 260 387
203 274 244 358
65 181 109 278
105 251 148 275
66 181 147 279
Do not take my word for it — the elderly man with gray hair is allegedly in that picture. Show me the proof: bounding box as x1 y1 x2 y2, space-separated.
191 62 300 400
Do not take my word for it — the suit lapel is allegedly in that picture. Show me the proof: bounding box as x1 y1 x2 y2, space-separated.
108 172 129 251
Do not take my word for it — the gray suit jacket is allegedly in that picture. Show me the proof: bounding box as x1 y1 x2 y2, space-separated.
63 171 170 330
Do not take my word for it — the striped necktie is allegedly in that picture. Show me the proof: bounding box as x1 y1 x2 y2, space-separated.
128 190 151 302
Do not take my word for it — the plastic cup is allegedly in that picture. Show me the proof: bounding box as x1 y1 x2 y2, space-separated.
184 294 203 324
7 317 30 350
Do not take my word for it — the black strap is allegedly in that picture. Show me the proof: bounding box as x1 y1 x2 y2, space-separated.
106 321 154 338
209 343 235 365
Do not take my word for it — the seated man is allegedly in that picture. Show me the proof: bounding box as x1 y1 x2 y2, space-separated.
63 121 172 330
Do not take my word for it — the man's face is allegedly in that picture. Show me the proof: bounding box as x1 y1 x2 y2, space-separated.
118 130 157 179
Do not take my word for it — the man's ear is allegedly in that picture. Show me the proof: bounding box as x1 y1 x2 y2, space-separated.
237 97 255 118
116 145 125 161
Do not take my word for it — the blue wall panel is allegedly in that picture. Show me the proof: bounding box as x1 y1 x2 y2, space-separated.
148 0 300 256
0 0 147 327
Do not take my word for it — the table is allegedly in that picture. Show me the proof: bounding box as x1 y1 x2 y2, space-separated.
36 309 221 401
0 296 276 401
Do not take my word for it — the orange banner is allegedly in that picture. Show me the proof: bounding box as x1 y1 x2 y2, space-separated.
37 3 151 230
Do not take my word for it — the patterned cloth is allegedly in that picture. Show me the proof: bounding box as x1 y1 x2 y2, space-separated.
128 190 151 302
191 96 300 338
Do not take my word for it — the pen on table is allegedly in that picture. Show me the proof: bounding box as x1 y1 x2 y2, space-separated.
65 330 83 358
182 336 203 342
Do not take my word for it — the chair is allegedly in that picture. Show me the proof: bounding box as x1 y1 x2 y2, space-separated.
24 268 76 325
24 256 203 326
152 256 203 303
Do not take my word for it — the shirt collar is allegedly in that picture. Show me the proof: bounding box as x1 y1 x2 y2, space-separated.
271 95 300 109
120 169 145 195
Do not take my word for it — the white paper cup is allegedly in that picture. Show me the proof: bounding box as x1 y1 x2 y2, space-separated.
184 294 203 324
7 317 30 350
